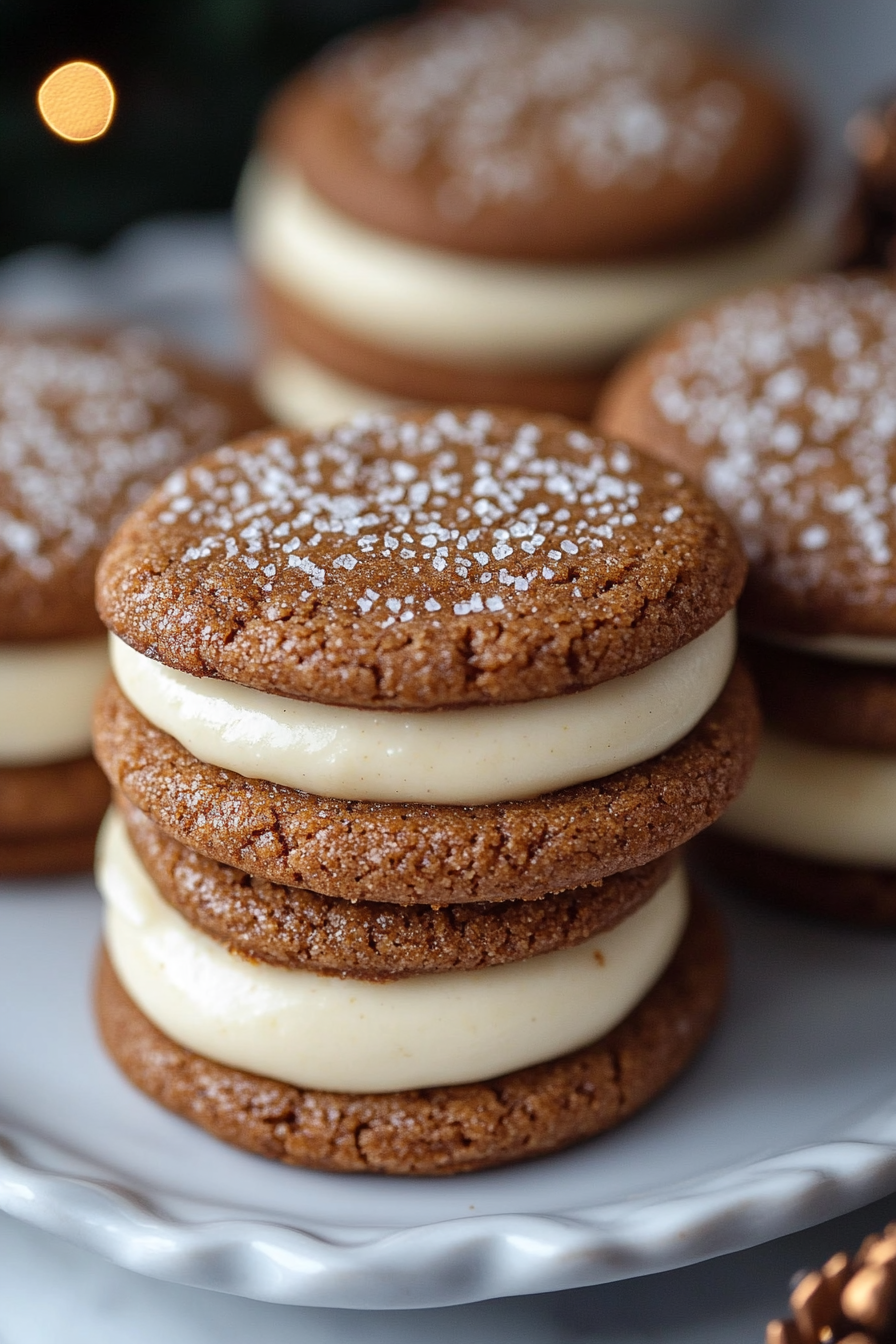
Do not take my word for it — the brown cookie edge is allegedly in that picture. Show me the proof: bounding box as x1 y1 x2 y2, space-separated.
0 755 109 838
741 636 896 753
697 831 896 927
251 275 611 420
0 827 98 878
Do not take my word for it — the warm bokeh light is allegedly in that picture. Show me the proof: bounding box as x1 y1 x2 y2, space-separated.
37 60 116 143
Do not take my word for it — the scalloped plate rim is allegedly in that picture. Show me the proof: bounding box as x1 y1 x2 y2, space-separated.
3 1122 896 1308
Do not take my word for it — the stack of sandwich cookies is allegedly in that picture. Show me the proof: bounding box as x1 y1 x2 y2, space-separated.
0 328 263 877
93 408 758 1174
240 6 817 430
600 272 896 925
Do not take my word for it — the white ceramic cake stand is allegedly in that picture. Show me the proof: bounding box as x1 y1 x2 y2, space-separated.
1 873 896 1309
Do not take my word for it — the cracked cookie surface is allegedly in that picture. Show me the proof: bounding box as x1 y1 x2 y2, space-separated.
96 407 745 709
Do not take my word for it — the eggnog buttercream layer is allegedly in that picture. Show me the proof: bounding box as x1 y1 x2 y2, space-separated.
256 348 404 430
98 808 688 1093
110 611 735 806
761 631 896 667
0 637 108 765
719 730 896 866
238 158 828 369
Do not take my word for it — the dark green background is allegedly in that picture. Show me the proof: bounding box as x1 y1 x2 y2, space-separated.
0 0 416 259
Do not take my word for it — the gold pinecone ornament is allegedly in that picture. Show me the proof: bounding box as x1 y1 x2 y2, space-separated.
767 1224 896 1344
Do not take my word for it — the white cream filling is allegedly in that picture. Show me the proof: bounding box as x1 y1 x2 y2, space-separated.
98 807 688 1093
718 729 896 867
238 156 833 369
0 637 108 766
758 631 896 667
110 612 734 806
255 348 406 431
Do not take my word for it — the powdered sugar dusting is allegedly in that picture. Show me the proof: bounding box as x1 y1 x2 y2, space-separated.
0 329 232 581
156 408 683 619
336 9 744 221
649 275 896 606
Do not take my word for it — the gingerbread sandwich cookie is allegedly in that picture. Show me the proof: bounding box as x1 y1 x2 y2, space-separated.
0 327 264 877
93 407 754 1171
239 6 821 431
601 271 896 923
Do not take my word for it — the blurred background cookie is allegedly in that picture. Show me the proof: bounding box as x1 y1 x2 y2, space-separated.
239 6 823 429
841 88 896 268
0 326 264 876
600 271 896 924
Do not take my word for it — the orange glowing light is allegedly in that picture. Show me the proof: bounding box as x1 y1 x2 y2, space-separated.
37 61 116 142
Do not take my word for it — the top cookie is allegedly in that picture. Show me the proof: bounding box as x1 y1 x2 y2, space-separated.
0 328 264 642
261 7 803 264
97 406 745 709
599 273 896 637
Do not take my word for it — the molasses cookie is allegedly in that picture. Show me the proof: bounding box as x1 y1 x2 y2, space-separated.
0 326 264 876
93 406 750 1171
239 6 821 429
601 271 896 922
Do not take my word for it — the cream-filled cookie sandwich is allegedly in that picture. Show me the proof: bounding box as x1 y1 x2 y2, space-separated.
239 6 824 431
601 271 896 925
0 327 264 877
93 407 757 1173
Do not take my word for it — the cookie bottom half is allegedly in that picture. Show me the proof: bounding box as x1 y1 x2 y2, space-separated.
95 892 725 1176
697 833 896 927
0 827 100 877
0 755 109 877
741 637 896 754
